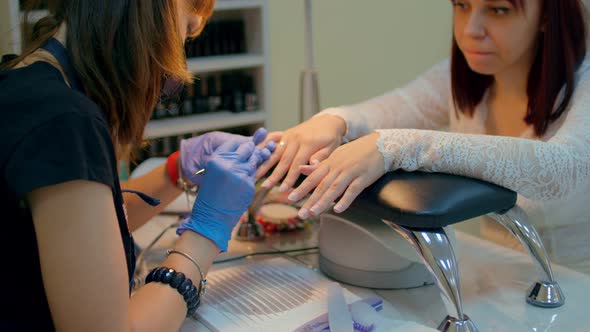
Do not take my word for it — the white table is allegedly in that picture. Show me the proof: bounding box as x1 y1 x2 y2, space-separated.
133 215 590 331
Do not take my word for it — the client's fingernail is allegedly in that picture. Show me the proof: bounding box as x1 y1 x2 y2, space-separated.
311 159 320 165
310 206 321 216
298 208 309 219
333 204 344 213
261 179 272 188
278 183 288 192
288 192 300 201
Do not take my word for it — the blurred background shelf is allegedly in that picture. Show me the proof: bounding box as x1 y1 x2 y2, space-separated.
187 54 264 73
145 110 266 140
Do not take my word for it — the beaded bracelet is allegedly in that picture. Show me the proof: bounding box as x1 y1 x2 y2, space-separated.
145 267 201 317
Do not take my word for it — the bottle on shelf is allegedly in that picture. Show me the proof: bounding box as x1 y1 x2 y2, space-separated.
153 101 168 120
194 78 209 114
243 73 259 111
232 20 247 54
166 96 181 118
185 19 247 58
231 72 245 113
220 73 234 112
208 21 221 56
181 83 194 116
206 75 222 112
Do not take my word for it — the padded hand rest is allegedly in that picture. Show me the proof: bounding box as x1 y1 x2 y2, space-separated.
349 171 517 229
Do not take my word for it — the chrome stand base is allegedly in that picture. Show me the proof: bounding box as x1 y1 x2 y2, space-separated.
527 280 566 308
438 315 478 332
234 221 265 241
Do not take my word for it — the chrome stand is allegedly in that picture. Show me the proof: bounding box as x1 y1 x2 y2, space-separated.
385 222 478 332
488 205 565 308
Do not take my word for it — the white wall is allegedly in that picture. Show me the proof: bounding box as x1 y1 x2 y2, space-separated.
267 0 453 131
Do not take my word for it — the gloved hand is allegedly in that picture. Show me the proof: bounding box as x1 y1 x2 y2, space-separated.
180 127 275 186
177 140 262 251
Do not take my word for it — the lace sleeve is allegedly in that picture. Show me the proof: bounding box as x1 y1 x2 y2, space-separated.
375 69 590 202
318 59 451 142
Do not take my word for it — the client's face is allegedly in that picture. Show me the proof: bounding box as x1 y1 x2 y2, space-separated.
452 0 542 76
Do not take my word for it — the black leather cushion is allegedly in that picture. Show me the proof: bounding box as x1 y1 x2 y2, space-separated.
349 171 517 229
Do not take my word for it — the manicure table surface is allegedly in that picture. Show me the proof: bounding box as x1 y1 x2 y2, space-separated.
133 215 590 331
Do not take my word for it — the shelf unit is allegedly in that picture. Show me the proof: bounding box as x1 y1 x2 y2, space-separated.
146 0 271 139
3 0 271 140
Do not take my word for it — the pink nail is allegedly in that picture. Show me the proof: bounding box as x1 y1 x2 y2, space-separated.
298 208 309 219
288 192 300 201
278 183 288 193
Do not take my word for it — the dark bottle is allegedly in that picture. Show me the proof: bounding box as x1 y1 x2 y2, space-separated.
161 136 173 156
206 75 222 112
218 21 233 54
154 101 168 119
166 96 181 118
199 24 212 57
149 138 161 157
221 73 234 111
234 20 246 54
194 79 209 114
231 72 245 113
208 22 221 56
243 74 259 111
181 83 194 116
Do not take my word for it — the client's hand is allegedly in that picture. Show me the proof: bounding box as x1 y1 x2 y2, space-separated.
177 141 261 251
256 114 347 192
287 132 386 219
180 128 273 186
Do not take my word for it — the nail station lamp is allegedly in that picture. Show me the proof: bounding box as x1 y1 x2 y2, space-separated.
300 0 320 122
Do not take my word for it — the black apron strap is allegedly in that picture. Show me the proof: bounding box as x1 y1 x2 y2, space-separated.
40 38 84 93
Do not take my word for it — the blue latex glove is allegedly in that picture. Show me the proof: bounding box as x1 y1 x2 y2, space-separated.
180 127 274 186
177 140 262 251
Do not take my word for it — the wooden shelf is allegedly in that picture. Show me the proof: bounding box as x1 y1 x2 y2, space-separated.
186 54 264 73
144 110 266 139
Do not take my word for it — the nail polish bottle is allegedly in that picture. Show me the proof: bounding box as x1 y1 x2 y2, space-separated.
221 73 234 111
209 21 221 56
235 20 246 54
199 25 212 57
206 75 222 112
182 83 194 116
231 72 245 113
194 79 209 114
149 138 160 157
243 73 258 111
219 21 231 54
167 97 181 118
154 101 167 119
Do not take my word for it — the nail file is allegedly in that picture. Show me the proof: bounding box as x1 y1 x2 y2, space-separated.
327 282 354 332
293 297 383 332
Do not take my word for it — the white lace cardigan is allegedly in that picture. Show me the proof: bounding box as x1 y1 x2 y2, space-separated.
319 56 590 272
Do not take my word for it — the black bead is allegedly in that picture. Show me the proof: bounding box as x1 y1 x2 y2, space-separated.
187 307 197 317
183 285 197 301
187 295 200 309
187 299 200 316
161 268 175 284
145 268 158 283
153 267 167 281
178 279 193 296
144 266 201 317
169 272 186 288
